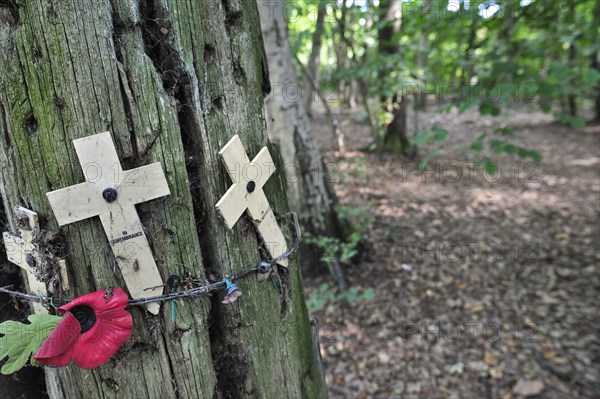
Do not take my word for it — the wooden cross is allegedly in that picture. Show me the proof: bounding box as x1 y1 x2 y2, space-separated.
2 207 69 314
215 135 288 267
46 132 170 314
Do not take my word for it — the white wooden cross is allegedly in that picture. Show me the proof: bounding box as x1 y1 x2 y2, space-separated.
215 135 288 267
2 207 69 314
46 132 170 314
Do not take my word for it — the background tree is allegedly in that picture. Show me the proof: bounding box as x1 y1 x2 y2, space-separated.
258 0 348 290
0 0 326 398
377 0 412 155
304 1 326 117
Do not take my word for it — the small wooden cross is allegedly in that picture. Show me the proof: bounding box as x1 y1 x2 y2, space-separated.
215 135 288 267
46 132 170 314
2 207 69 314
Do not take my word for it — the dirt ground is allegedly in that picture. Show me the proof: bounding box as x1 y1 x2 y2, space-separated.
306 104 600 398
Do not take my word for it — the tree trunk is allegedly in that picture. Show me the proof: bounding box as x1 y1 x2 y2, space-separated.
567 0 577 117
594 0 600 121
258 1 348 284
378 0 411 155
304 1 326 117
0 1 326 398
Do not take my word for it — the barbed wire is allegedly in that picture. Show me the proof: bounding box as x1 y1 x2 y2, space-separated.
0 211 301 310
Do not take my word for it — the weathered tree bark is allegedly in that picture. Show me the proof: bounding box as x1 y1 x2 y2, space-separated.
304 1 326 117
378 0 411 155
594 0 600 121
258 0 348 289
0 0 326 398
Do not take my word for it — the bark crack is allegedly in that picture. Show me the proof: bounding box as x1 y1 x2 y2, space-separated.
161 333 180 398
135 1 246 397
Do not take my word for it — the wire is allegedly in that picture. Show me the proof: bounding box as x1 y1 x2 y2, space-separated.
0 213 300 310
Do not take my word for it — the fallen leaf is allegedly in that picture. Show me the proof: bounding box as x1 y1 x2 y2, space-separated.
506 338 516 350
523 316 537 329
449 362 464 375
466 302 485 314
377 352 390 364
543 351 569 365
484 351 497 366
513 379 544 397
489 366 503 379
467 361 489 373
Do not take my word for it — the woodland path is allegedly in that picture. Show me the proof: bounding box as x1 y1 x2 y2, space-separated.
307 105 600 398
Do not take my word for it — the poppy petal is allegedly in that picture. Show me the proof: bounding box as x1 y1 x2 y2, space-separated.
59 288 129 315
73 310 132 369
34 312 79 367
70 289 133 369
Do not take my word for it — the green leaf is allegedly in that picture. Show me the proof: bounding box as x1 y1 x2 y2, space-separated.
489 139 506 153
412 130 429 145
485 163 498 176
361 289 375 300
494 128 514 137
432 128 448 142
539 102 551 113
504 144 517 154
528 150 542 164
569 116 585 129
0 314 62 374
471 133 486 152
479 102 501 116
582 68 600 86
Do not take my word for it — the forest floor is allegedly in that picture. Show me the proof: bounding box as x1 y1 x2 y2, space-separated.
305 104 600 398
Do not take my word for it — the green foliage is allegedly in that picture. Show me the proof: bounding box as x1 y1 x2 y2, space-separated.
287 0 598 159
307 283 374 312
412 124 448 169
303 204 374 264
0 314 62 374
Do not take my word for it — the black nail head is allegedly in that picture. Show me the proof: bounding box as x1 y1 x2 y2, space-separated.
246 181 256 193
167 274 181 289
25 254 36 268
72 305 97 333
102 187 118 203
257 262 271 274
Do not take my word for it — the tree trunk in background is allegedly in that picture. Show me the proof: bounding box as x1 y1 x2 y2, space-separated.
567 0 577 117
416 0 432 110
591 0 600 121
378 0 411 155
258 0 348 286
0 0 326 398
304 1 326 117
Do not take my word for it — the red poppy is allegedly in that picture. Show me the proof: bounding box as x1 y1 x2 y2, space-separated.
35 288 133 369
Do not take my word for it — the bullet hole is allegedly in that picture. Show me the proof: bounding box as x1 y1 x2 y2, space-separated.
212 96 223 111
23 113 38 134
204 44 216 66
